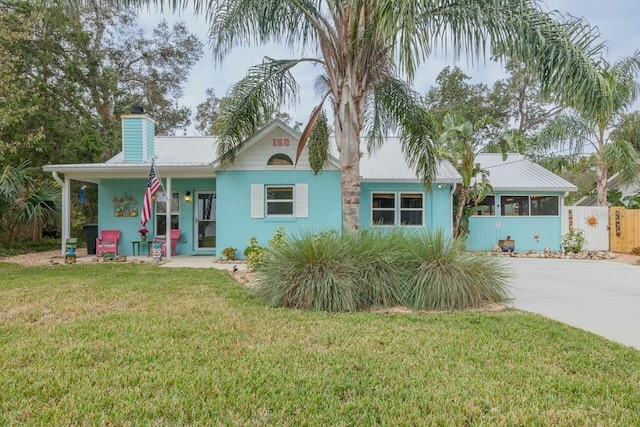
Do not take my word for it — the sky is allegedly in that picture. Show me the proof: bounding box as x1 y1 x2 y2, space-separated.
139 1 640 135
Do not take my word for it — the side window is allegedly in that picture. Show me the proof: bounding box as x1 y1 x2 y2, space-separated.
531 195 559 216
156 192 180 233
501 196 529 216
266 186 294 216
475 196 495 216
372 193 396 225
400 193 423 226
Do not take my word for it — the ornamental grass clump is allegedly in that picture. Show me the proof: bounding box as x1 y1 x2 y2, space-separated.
255 231 363 312
403 231 511 311
343 229 407 308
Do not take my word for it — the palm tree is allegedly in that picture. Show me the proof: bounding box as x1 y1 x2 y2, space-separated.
0 162 59 245
67 0 608 229
438 114 495 237
534 53 640 206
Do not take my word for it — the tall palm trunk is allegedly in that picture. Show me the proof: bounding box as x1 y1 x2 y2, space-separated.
453 186 468 237
334 76 366 230
596 126 608 206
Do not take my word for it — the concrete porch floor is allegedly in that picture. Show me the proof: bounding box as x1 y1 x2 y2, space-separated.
71 249 247 271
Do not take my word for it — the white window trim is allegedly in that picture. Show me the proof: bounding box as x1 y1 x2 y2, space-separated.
251 184 309 219
266 153 294 167
399 192 425 227
371 192 425 227
266 185 295 217
155 191 180 234
371 192 396 226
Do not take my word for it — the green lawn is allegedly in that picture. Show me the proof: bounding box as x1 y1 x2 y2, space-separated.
1 262 639 425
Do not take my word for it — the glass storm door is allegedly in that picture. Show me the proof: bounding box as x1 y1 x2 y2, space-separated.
195 191 216 250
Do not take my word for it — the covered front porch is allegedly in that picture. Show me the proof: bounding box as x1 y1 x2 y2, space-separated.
42 163 217 260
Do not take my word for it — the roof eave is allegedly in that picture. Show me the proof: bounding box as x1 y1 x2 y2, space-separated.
491 187 578 193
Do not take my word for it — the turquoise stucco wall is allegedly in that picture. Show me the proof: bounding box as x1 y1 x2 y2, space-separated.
98 178 216 256
216 169 342 257
466 191 565 252
360 182 453 234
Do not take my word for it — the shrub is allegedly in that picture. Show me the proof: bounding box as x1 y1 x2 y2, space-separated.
256 231 363 312
561 230 586 253
245 228 287 270
255 229 511 312
343 229 406 308
220 247 237 260
403 231 511 311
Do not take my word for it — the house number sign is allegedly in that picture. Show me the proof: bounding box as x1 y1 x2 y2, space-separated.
272 138 290 147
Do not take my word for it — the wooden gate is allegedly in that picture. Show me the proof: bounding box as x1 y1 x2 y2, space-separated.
609 207 640 253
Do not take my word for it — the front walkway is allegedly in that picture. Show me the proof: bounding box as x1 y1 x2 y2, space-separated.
507 257 640 350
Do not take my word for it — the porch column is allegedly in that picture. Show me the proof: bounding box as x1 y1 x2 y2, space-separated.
53 172 71 256
165 176 171 260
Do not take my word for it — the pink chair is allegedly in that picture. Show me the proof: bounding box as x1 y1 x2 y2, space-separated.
96 230 120 256
166 229 181 255
152 229 181 256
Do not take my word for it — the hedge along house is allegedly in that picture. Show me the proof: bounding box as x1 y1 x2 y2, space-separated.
43 112 462 258
465 153 577 252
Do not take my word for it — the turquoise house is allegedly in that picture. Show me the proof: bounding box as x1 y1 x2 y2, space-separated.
43 112 463 257
466 154 577 252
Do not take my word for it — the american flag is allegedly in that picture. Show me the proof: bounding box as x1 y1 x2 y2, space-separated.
141 161 161 226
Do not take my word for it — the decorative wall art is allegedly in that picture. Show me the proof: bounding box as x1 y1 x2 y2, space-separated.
112 193 139 217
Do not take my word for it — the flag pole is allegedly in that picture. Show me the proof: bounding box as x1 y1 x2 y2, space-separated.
153 158 172 260
152 158 167 195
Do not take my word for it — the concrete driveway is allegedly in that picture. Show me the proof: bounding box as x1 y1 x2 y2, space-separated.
507 258 640 350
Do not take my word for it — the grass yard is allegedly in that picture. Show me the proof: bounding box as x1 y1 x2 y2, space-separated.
1 262 639 425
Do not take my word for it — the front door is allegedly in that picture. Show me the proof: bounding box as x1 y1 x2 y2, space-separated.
195 191 216 250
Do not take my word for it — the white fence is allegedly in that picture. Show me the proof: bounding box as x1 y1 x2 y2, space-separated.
561 206 609 251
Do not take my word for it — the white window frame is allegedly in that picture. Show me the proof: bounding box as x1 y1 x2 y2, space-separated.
371 192 396 226
399 193 424 226
265 185 295 217
371 192 425 227
155 191 180 234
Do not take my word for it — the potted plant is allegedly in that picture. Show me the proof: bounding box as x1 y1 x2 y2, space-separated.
498 235 515 252
562 230 586 253
138 227 149 242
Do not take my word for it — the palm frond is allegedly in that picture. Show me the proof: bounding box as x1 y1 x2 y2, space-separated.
214 57 309 165
207 0 323 62
532 114 593 156
365 74 437 185
423 0 607 115
602 139 639 184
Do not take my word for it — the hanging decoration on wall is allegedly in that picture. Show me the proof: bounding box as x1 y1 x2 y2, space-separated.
79 185 86 205
585 214 598 228
112 193 139 217
568 209 574 232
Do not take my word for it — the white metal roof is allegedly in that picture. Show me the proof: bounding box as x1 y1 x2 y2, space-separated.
359 138 462 183
475 153 577 192
106 136 218 166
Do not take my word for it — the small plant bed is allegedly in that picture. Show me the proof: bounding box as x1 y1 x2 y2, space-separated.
488 248 617 260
